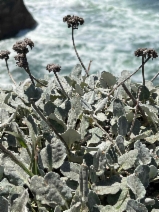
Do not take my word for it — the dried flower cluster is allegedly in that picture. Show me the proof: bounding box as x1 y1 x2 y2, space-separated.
13 38 34 68
46 64 61 73
0 50 10 60
134 48 158 59
63 15 84 29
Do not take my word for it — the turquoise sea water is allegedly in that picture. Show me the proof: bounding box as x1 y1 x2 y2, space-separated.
0 0 159 86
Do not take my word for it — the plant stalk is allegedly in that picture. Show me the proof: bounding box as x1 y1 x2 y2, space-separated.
5 58 17 86
72 27 89 77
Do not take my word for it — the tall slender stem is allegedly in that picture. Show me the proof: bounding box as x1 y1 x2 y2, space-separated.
24 66 35 86
151 71 159 82
108 57 151 98
142 55 145 86
54 72 69 98
72 27 89 77
5 59 17 86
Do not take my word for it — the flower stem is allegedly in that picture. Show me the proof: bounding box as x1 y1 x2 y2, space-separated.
54 72 69 98
5 59 17 86
142 55 145 86
24 66 35 86
108 56 151 98
72 27 89 77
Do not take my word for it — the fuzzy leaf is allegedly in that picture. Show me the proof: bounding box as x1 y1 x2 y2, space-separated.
100 71 116 88
69 64 82 84
48 113 67 134
126 199 148 212
118 149 138 170
127 174 146 200
115 135 125 154
95 97 108 113
61 129 81 148
134 140 151 165
60 161 80 181
149 165 158 179
134 165 150 188
118 116 128 136
138 85 150 101
30 172 72 208
113 98 125 117
11 189 29 212
87 190 101 211
92 176 121 195
40 139 66 170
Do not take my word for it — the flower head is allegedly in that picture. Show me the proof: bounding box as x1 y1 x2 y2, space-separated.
0 50 10 60
14 53 28 68
46 64 61 73
63 15 84 29
13 41 28 54
24 38 34 50
134 48 158 59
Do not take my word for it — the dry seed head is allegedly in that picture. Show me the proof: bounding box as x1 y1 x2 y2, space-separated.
0 50 10 60
46 64 61 73
63 15 84 29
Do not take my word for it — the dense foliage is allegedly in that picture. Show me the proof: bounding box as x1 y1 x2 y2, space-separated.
0 15 159 212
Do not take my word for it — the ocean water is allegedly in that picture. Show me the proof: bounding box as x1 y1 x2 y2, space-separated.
0 0 159 86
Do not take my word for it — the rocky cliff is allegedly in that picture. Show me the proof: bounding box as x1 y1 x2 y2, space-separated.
0 0 37 40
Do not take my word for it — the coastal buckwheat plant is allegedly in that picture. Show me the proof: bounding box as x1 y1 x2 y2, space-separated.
0 15 159 212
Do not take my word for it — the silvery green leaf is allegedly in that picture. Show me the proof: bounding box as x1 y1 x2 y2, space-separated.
0 166 4 180
118 116 128 136
54 99 71 122
24 84 42 102
69 64 82 84
88 90 95 104
115 135 125 154
64 202 81 212
80 114 91 139
89 165 98 183
87 127 103 146
61 129 81 148
149 165 158 179
114 189 130 211
0 196 8 212
145 132 159 144
134 140 151 165
128 130 152 145
87 190 101 212
126 199 148 212
118 149 138 170
0 153 29 186
40 139 66 170
144 198 155 205
101 205 117 212
151 209 159 212
85 74 98 89
127 174 146 200
54 206 62 212
128 119 141 136
138 85 150 101
48 113 67 134
113 98 125 117
81 98 92 111
10 189 29 212
44 100 56 116
94 97 108 113
23 117 36 144
0 108 9 124
100 71 117 88
67 95 83 129
140 104 159 124
79 162 89 202
134 165 150 188
92 175 121 195
0 178 14 197
75 84 84 96
60 161 80 181
30 172 72 208
95 112 107 122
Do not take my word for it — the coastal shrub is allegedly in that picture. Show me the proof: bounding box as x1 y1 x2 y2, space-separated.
0 15 159 212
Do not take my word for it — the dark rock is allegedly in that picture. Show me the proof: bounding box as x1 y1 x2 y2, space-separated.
0 0 37 40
